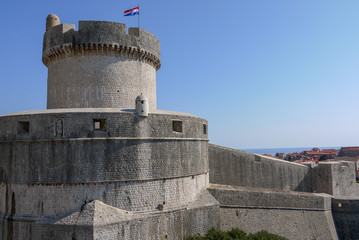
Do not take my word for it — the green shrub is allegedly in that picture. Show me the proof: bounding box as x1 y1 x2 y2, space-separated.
227 228 247 239
185 228 287 240
247 230 287 240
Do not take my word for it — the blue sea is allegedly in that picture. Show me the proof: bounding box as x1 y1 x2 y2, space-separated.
241 147 341 156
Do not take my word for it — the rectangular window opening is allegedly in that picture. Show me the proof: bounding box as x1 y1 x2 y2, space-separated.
93 119 107 131
203 124 207 134
255 155 262 163
18 121 30 134
172 120 183 133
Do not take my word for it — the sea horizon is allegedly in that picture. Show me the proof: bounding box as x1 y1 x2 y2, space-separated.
241 146 342 156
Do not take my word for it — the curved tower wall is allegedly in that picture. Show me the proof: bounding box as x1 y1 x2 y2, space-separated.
0 110 209 214
43 21 161 111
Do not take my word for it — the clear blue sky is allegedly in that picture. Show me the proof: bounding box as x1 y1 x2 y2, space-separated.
1 1 359 149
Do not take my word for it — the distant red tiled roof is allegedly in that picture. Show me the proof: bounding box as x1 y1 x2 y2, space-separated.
321 149 338 153
338 147 359 157
261 154 272 157
288 152 299 156
341 147 359 151
304 150 338 156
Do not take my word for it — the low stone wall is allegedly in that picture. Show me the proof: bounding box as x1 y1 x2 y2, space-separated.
208 144 310 192
208 184 338 240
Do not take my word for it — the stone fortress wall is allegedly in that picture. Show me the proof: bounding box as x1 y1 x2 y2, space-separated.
208 144 310 192
1 14 359 240
0 110 209 213
208 144 359 240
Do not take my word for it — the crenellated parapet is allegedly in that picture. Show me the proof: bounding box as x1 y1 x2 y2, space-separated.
42 21 161 70
43 17 161 110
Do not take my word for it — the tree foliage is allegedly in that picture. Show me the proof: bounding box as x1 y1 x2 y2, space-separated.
319 155 328 161
186 228 288 240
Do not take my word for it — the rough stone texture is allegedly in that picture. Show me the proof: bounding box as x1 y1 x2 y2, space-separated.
0 110 208 214
208 184 338 240
43 21 160 110
308 161 359 196
208 144 310 192
0 174 209 216
47 55 157 110
332 197 359 240
0 110 208 183
43 22 160 62
0 191 219 240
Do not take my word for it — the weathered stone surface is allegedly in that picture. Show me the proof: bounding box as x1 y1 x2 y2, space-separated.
308 161 359 196
332 197 359 240
208 184 338 240
43 21 160 110
0 110 208 183
0 191 219 240
208 144 310 192
0 174 209 215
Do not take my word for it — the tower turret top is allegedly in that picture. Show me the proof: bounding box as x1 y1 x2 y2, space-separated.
46 14 60 31
42 19 161 70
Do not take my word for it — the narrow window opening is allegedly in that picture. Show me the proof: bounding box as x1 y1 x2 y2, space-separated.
203 124 207 134
172 120 182 133
18 121 29 134
93 119 107 131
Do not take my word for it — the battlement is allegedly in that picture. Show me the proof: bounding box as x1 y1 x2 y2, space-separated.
43 21 161 70
43 16 161 110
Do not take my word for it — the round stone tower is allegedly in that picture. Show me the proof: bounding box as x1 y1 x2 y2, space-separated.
43 16 161 111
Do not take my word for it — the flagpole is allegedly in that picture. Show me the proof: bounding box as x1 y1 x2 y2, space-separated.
138 4 140 28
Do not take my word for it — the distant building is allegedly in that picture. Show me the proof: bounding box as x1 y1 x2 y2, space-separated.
303 149 338 160
334 147 359 178
275 152 286 159
312 147 320 152
337 147 359 157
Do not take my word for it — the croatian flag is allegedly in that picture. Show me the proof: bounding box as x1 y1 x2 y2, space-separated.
124 6 139 16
